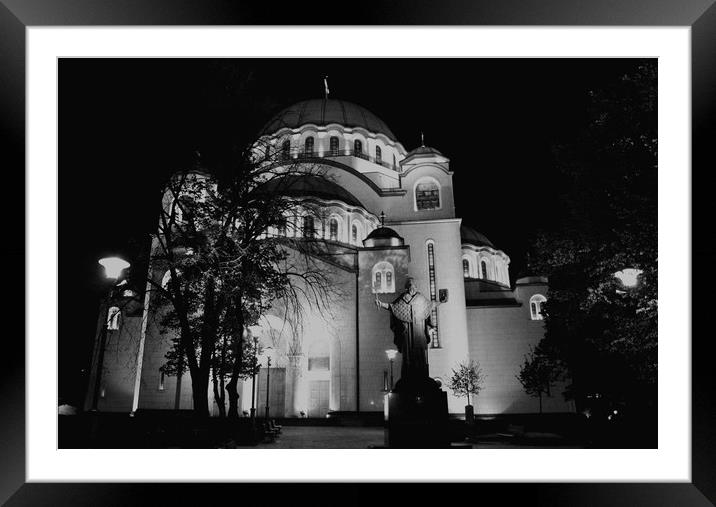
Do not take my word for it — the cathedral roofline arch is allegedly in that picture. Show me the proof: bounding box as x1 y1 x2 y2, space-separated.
400 161 452 177
262 157 408 198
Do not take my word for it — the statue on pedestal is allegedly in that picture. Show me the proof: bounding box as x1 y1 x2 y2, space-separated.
375 278 439 391
376 278 449 447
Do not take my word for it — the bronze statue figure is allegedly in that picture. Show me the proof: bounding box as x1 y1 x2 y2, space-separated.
375 278 439 386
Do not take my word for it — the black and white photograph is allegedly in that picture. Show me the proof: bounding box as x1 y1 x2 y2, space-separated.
3 1 712 502
58 57 658 451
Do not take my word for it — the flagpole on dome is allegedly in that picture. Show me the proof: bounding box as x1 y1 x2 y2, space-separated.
324 76 330 99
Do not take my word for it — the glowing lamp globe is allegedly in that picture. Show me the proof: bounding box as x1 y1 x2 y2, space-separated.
614 268 643 288
98 257 130 280
385 349 398 361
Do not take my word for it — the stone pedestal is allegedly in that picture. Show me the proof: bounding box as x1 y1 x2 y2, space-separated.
384 380 449 448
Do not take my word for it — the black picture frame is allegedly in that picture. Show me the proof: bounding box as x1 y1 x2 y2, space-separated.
2 1 713 505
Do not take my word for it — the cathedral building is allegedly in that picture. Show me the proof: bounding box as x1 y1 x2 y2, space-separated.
85 98 574 418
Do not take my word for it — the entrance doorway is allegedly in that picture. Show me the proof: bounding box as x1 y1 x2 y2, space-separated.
308 380 329 418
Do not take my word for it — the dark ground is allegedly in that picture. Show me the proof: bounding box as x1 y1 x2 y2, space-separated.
58 411 653 449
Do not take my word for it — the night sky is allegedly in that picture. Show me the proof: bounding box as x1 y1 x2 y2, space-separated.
59 58 643 405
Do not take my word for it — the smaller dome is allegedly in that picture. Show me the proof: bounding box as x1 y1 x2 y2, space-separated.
405 145 444 158
461 225 495 248
363 227 404 248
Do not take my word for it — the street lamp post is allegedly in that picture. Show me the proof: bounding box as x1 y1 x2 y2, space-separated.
91 256 130 411
385 349 398 391
250 334 258 419
264 356 272 420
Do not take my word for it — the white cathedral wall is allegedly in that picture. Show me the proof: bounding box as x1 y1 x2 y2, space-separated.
137 311 194 411
94 154 476 416
88 314 143 413
245 248 358 417
320 164 399 216
390 164 456 223
356 246 411 412
465 282 575 415
361 170 401 190
314 160 455 226
391 218 471 414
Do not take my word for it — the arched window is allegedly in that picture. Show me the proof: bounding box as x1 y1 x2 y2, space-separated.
529 294 547 320
462 259 470 278
281 139 291 160
375 146 382 165
329 218 339 241
415 178 441 211
426 241 440 348
107 306 121 330
371 261 395 294
351 223 360 245
481 260 488 279
329 136 339 156
305 136 314 155
303 215 315 238
354 139 362 154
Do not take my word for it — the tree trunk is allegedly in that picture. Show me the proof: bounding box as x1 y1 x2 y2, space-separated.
195 276 218 418
227 294 245 420
226 378 240 420
538 392 543 414
218 336 228 418
219 375 226 418
191 369 210 418
212 364 226 418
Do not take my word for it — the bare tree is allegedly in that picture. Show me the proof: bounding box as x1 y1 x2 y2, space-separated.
144 141 339 418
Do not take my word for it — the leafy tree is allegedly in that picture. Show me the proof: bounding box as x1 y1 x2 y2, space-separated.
528 60 657 414
447 360 487 407
516 345 562 414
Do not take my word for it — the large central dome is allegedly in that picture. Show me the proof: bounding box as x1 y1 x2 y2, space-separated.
260 99 397 141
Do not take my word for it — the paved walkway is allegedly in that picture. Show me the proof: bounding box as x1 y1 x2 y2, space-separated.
224 426 584 449
229 425 385 449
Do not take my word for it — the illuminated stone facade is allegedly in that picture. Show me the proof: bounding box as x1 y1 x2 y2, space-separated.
86 99 574 417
